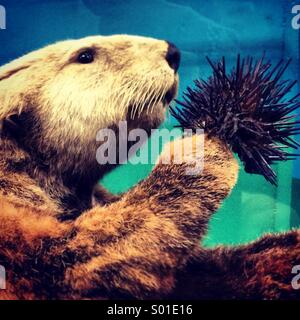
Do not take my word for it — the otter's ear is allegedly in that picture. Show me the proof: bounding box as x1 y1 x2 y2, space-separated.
0 47 41 82
0 64 30 81
0 51 36 81
0 59 32 124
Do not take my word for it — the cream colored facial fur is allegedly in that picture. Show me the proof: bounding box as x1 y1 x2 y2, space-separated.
0 35 178 171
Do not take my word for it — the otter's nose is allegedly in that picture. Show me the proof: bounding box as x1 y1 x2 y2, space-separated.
166 42 181 72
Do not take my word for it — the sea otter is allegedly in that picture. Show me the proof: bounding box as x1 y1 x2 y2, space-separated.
0 35 299 300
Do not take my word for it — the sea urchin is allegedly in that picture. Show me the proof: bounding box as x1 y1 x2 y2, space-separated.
171 55 300 185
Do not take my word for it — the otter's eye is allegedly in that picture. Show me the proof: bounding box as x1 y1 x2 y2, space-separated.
77 50 95 64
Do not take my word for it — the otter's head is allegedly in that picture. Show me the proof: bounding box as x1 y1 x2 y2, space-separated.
0 35 180 175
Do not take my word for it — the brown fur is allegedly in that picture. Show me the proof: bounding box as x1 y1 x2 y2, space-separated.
0 132 238 299
0 35 299 300
172 231 300 299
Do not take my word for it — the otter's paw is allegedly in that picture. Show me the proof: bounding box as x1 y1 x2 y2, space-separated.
158 134 238 189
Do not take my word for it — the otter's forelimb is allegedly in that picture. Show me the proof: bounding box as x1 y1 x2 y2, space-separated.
0 134 238 299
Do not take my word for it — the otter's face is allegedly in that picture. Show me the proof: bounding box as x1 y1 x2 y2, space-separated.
0 35 180 171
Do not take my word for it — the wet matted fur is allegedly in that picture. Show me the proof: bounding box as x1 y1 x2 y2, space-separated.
0 35 299 299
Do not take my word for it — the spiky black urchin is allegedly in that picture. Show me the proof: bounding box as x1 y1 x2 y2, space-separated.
171 55 300 185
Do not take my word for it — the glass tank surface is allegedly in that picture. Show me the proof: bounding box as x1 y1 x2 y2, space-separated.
1 0 299 246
